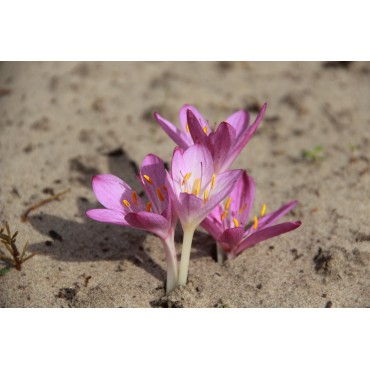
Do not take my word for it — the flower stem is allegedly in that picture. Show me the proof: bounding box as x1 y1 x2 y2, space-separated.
216 242 226 264
161 234 178 294
178 225 196 286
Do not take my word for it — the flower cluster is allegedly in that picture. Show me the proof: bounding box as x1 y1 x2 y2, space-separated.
87 103 301 293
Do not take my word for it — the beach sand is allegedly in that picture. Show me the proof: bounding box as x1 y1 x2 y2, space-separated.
0 61 369 307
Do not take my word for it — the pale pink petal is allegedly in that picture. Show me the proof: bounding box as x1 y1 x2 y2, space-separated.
203 169 242 217
92 174 132 212
182 143 214 187
154 112 192 149
169 147 186 194
86 209 129 226
179 104 211 134
170 144 214 194
125 211 171 240
176 192 204 227
170 146 186 175
236 221 302 255
225 110 250 136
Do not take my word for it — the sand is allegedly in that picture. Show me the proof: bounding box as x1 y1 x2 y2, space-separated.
0 61 369 307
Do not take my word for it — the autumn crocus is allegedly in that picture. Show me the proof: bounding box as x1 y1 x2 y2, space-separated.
165 143 242 285
154 103 267 173
201 171 301 262
86 154 178 293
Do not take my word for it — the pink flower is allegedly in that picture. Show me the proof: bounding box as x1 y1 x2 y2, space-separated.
166 144 242 230
154 103 267 173
86 154 178 293
165 143 242 284
201 171 301 261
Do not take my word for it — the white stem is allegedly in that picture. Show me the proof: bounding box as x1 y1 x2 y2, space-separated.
161 233 178 294
216 242 226 265
178 225 196 286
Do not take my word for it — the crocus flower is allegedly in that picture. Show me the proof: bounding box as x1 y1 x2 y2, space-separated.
201 171 301 262
165 143 242 284
86 154 178 293
154 103 267 173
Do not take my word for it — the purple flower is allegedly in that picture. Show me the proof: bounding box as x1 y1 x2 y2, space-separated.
86 154 178 293
165 143 242 284
154 103 267 173
201 171 301 261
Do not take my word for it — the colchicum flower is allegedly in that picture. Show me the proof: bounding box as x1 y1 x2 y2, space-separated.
154 103 267 173
165 143 242 284
201 171 301 262
86 154 178 293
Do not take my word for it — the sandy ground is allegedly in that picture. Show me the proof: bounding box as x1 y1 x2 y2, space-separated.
0 61 369 307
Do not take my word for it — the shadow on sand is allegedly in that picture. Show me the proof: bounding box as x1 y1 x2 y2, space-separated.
28 146 216 285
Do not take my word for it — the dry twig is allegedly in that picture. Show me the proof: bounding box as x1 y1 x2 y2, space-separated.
0 221 35 271
21 188 70 222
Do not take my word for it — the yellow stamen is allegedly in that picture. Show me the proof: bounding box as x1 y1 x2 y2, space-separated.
123 199 130 208
260 203 266 217
221 210 228 221
186 123 190 133
225 197 232 210
143 174 153 184
132 191 138 205
182 172 192 185
156 187 165 202
192 178 201 196
146 201 152 212
203 126 208 134
211 174 216 190
253 216 258 230
184 189 189 193
233 218 239 227
239 203 247 214
203 189 209 204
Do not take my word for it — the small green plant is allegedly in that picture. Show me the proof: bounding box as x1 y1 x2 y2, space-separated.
0 221 36 273
301 145 324 161
348 143 358 152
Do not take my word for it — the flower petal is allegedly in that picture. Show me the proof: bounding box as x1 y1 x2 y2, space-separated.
170 144 214 194
86 209 129 226
186 109 209 148
236 221 302 255
92 174 132 212
225 110 250 137
221 103 267 171
183 143 214 186
258 200 298 230
228 171 255 225
209 122 236 173
202 169 242 220
219 227 246 252
200 206 223 240
139 154 168 214
154 112 192 149
125 211 170 240
179 104 211 134
175 192 204 228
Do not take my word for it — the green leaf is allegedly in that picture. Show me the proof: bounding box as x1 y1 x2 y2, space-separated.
0 267 11 276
